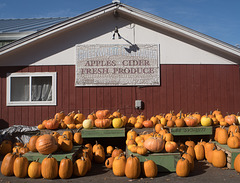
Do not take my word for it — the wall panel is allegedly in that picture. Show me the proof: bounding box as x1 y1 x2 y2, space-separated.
0 64 239 127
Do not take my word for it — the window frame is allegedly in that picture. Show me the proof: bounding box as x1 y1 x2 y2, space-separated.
6 72 57 106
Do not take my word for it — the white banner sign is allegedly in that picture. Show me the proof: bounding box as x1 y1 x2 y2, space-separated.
75 44 160 86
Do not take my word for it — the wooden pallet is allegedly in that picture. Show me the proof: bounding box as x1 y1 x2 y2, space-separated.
23 146 80 162
126 148 181 172
214 141 240 169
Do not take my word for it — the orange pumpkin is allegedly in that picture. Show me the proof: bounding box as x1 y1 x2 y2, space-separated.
45 118 59 130
1 152 17 176
144 137 165 153
41 154 58 179
96 110 110 119
94 118 112 128
35 134 58 155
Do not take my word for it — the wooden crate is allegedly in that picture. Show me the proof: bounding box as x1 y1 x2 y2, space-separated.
214 141 240 169
23 146 80 162
169 126 213 136
126 149 181 172
81 127 125 138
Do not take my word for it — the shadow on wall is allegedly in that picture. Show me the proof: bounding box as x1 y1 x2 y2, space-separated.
0 119 9 129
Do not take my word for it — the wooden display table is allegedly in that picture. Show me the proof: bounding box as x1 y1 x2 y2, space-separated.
214 141 240 169
81 127 125 138
126 149 181 172
169 126 213 136
23 146 80 162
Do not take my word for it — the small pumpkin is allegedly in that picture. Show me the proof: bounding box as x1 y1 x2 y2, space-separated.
73 128 83 145
45 118 59 130
176 157 190 177
28 159 41 179
96 110 110 119
165 141 178 153
142 159 158 178
212 149 226 168
142 119 154 128
74 110 85 124
94 147 106 164
73 156 88 177
125 154 141 179
234 153 240 172
112 154 126 176
217 126 228 144
1 152 17 176
105 157 114 169
136 146 148 155
194 143 205 160
13 154 29 178
112 147 124 158
59 156 73 179
62 130 73 141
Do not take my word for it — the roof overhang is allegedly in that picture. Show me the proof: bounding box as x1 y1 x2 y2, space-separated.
0 2 240 63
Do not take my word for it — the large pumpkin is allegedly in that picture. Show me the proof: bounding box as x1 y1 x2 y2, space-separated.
41 154 58 179
94 118 111 128
144 137 165 153
1 152 17 176
36 134 58 155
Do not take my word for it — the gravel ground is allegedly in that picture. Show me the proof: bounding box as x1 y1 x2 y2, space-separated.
0 158 240 183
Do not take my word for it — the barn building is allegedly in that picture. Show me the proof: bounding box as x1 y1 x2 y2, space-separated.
0 2 240 128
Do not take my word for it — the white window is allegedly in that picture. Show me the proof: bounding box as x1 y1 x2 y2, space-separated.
7 72 57 106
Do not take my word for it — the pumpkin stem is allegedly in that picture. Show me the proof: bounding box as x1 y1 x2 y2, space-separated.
47 154 53 158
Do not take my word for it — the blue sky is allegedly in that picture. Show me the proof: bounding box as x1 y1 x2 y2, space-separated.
0 0 239 47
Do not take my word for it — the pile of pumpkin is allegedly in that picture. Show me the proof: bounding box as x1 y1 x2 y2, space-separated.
176 139 227 177
0 129 83 158
214 123 240 149
37 109 128 130
126 128 177 156
128 109 240 129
